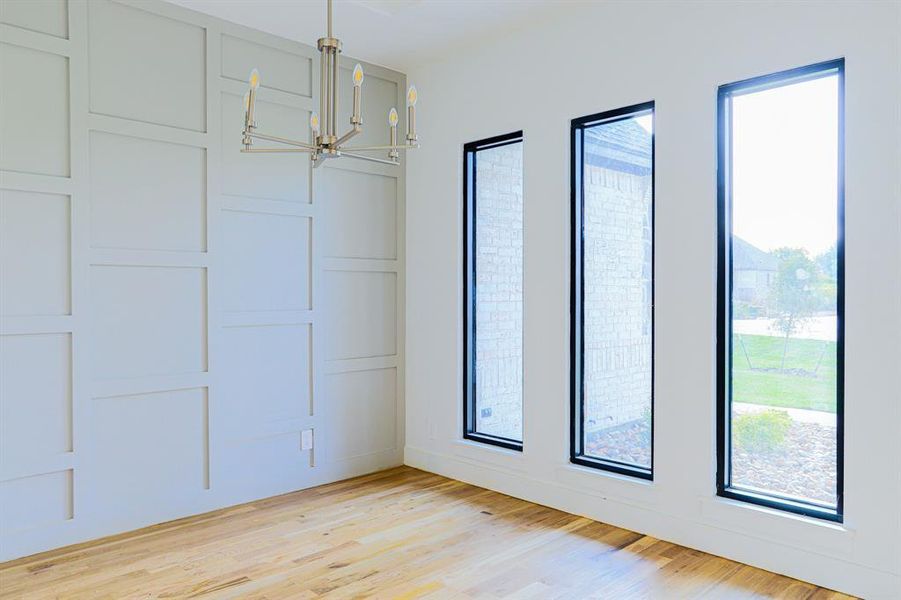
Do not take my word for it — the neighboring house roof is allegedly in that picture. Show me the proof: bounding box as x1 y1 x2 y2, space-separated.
583 119 652 176
733 236 777 271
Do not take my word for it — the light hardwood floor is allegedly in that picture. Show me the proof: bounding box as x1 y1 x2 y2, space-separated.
0 467 854 599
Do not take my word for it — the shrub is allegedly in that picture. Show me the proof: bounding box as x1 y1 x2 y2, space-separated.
733 410 791 454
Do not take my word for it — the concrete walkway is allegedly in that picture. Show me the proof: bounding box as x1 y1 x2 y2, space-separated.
733 402 836 426
733 316 837 342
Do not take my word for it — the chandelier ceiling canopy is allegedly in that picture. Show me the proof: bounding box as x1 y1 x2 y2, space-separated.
241 0 419 167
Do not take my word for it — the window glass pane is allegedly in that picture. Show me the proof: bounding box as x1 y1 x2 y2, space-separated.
580 110 654 471
727 71 840 509
471 139 523 442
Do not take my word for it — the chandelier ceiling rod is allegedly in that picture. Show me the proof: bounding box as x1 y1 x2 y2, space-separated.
240 0 420 168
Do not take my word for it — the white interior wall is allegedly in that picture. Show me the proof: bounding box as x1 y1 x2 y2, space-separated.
0 0 405 561
405 1 901 598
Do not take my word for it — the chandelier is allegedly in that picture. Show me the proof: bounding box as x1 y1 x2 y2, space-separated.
241 0 419 167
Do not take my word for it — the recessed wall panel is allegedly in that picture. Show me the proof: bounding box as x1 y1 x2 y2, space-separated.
220 93 310 203
0 0 68 38
89 131 206 252
221 35 311 97
325 368 396 461
92 388 207 518
324 271 396 360
88 0 205 131
221 211 310 312
322 170 396 259
219 432 309 495
220 324 311 435
0 334 72 469
0 470 72 535
0 43 69 177
91 266 206 380
0 190 70 316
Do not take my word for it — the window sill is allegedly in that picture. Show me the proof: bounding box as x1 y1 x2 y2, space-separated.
699 495 854 558
718 487 841 522
453 438 527 472
571 455 653 481
555 463 658 508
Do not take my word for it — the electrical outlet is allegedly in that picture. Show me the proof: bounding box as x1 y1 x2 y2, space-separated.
301 428 314 450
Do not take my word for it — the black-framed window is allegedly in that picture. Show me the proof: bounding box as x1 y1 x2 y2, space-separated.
717 59 844 521
464 131 524 451
571 102 655 480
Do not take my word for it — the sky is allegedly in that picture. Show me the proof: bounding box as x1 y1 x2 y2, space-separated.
635 113 653 134
731 75 839 256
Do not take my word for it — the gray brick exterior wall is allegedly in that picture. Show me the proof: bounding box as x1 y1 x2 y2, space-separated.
474 142 523 440
582 121 653 442
470 122 650 448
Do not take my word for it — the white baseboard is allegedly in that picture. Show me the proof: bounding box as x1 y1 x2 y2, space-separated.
1 448 404 563
404 444 900 599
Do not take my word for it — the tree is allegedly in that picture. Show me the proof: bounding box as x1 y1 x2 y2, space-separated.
768 248 820 370
815 243 838 281
813 244 838 313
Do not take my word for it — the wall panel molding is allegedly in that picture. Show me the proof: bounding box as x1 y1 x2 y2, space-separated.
87 0 207 132
324 258 399 273
220 195 314 218
0 0 405 562
87 113 210 149
0 172 73 195
0 0 69 40
0 315 74 336
0 42 70 178
0 24 70 55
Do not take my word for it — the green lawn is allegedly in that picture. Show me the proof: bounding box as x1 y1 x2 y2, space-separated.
732 334 837 413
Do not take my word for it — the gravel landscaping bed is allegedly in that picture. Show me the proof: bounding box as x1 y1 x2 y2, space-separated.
732 420 837 505
585 420 652 467
585 417 836 505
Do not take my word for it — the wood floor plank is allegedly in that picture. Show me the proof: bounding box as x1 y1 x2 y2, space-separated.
0 467 855 599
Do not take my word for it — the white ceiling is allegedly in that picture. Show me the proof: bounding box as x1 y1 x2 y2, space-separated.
164 0 560 72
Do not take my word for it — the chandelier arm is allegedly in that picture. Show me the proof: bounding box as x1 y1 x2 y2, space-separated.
334 124 362 147
340 151 400 166
247 130 316 150
341 143 420 152
241 147 315 153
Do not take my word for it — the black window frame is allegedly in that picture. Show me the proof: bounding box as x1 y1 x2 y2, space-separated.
463 130 525 452
570 102 655 480
716 58 845 522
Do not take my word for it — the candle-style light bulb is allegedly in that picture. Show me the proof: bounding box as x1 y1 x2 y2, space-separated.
388 107 399 160
310 111 320 134
245 69 260 130
245 69 260 132
242 90 254 146
350 64 364 125
243 88 256 131
405 85 417 142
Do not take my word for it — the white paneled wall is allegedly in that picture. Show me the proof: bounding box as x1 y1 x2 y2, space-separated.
405 1 900 597
0 0 404 561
